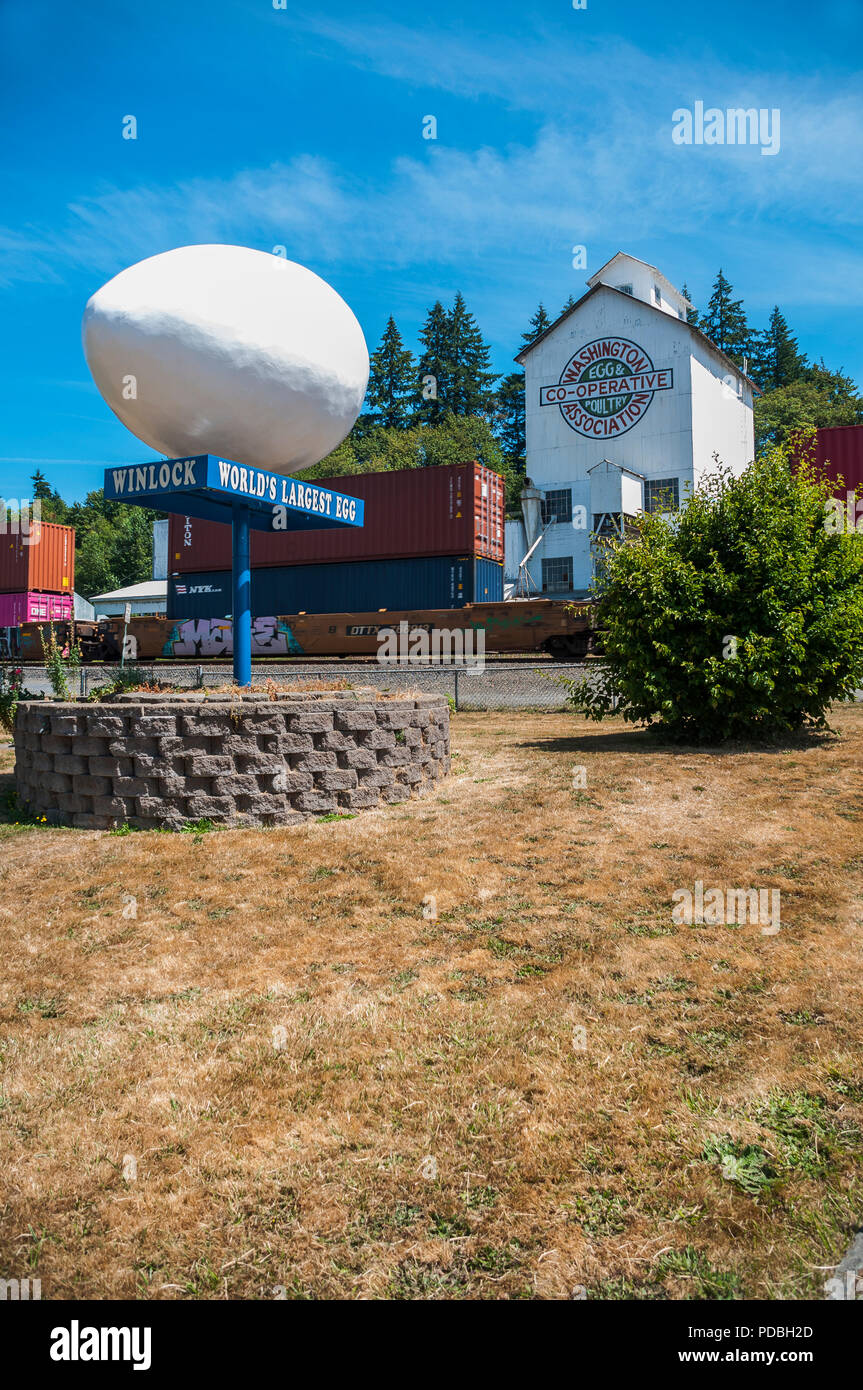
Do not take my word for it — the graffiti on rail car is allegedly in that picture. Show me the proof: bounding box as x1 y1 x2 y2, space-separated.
162 617 303 658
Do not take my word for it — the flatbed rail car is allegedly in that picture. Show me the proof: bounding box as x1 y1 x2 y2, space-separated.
13 599 598 663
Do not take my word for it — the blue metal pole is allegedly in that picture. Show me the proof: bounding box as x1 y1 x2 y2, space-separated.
232 503 251 687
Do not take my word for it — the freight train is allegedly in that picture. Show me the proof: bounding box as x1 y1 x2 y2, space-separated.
166 461 509 620
7 599 598 664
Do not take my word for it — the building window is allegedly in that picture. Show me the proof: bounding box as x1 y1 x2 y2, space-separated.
644 478 680 513
616 283 633 296
592 513 622 539
654 284 662 305
541 488 572 525
541 556 574 593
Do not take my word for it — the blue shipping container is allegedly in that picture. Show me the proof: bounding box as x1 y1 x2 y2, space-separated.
168 555 503 620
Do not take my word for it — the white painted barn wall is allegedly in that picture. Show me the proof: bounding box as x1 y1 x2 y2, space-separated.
517 260 755 597
523 286 697 493
689 348 755 488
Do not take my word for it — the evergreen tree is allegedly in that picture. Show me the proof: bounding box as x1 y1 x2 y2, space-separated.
29 469 69 523
412 300 452 424
680 283 700 329
522 303 552 346
446 292 498 416
489 301 560 488
702 269 750 366
31 469 53 500
750 306 807 392
803 358 863 402
558 294 578 317
364 317 415 429
495 372 526 474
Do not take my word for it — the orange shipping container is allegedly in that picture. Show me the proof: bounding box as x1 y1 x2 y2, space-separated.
0 520 75 595
168 461 506 572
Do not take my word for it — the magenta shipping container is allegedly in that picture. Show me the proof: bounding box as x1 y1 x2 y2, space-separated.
0 591 74 626
168 461 506 574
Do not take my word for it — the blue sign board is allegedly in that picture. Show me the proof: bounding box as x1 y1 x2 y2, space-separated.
103 454 365 534
103 453 366 686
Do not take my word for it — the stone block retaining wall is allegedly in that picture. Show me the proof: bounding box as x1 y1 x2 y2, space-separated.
13 689 450 829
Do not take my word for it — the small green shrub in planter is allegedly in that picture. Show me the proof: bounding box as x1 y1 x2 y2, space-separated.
561 445 863 742
42 624 82 700
0 667 28 734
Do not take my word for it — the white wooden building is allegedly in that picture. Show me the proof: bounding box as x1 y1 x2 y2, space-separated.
507 253 756 598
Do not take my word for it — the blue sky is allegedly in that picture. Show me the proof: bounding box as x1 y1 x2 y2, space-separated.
1 0 861 502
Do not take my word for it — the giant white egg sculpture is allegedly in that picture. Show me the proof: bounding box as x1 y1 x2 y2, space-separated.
82 244 369 473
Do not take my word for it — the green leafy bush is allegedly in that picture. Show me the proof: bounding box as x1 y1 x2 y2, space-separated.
562 447 863 741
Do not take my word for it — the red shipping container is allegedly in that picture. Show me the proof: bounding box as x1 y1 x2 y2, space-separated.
795 425 863 497
168 462 505 573
0 591 74 626
0 520 75 594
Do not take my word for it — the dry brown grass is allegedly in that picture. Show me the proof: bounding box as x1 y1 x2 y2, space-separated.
1 706 862 1301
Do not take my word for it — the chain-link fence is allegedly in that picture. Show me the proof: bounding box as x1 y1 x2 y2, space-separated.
9 661 589 711
8 661 863 715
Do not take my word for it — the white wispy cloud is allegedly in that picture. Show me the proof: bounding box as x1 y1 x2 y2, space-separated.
290 17 674 111
292 14 863 227
1 17 860 323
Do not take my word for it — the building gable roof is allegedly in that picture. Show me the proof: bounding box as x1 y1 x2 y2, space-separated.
88 579 168 602
514 282 759 392
586 458 645 479
586 252 692 310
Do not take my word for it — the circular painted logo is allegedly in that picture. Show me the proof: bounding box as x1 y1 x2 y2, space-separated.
540 337 673 439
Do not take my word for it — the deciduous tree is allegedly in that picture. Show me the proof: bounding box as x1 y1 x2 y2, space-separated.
561 449 863 741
